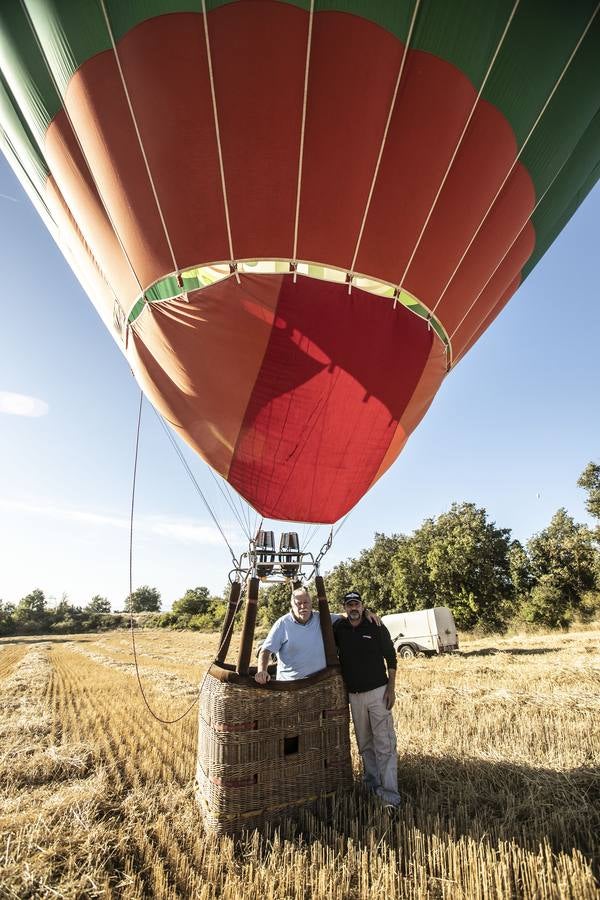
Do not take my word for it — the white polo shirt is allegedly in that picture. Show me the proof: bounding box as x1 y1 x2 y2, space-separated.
261 610 340 680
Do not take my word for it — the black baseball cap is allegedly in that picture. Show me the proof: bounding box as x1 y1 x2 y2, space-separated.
342 591 362 604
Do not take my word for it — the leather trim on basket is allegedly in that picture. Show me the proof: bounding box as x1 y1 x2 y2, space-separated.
207 662 342 690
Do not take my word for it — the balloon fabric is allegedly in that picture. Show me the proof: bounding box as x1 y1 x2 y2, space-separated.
1 1 599 522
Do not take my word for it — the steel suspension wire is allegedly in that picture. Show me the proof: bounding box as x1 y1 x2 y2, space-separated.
205 458 255 541
128 391 200 725
151 408 240 569
332 513 351 542
302 512 352 582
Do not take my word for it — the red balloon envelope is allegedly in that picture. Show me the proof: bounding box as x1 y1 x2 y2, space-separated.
1 1 599 521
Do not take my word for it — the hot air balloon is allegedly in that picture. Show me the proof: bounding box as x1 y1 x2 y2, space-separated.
1 0 599 833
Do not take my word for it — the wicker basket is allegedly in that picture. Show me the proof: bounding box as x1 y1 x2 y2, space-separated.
196 662 353 834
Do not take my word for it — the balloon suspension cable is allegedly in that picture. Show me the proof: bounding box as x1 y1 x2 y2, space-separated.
205 461 256 542
151 407 240 570
300 520 318 552
305 514 350 581
128 391 200 725
315 528 334 567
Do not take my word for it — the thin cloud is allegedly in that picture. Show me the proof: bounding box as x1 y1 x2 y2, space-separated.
0 392 48 417
0 498 125 529
0 192 18 203
149 518 230 545
0 498 240 546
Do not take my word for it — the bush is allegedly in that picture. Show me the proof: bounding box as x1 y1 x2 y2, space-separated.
572 591 600 624
188 602 228 631
148 612 179 629
519 578 572 629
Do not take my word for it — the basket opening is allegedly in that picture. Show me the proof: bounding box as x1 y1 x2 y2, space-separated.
283 735 299 756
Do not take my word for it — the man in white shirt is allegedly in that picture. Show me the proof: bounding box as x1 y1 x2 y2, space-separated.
254 587 326 682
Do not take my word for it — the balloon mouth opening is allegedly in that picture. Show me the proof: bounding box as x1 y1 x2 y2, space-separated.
125 259 450 352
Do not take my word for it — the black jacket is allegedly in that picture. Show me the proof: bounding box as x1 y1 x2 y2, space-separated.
333 616 397 693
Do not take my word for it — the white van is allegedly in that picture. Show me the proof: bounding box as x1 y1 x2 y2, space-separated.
381 607 459 659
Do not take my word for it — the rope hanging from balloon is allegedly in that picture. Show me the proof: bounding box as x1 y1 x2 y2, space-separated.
126 388 344 722
127 391 201 725
127 389 256 724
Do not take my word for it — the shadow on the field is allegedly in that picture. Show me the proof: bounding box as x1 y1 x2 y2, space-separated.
460 647 556 657
0 635 97 646
285 754 600 878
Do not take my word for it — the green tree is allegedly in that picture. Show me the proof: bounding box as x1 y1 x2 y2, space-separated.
521 576 571 629
258 581 297 625
87 595 111 614
391 503 514 632
577 462 600 591
125 586 161 612
52 593 72 618
349 534 403 612
526 508 597 625
172 586 211 617
49 595 87 633
0 600 15 635
324 561 357 610
324 534 404 613
577 462 600 522
13 589 49 628
508 539 534 602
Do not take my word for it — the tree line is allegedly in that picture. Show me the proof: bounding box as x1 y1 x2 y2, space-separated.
0 591 125 636
322 462 599 632
2 463 599 637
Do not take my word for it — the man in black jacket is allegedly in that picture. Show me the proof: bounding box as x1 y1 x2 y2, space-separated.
333 590 400 809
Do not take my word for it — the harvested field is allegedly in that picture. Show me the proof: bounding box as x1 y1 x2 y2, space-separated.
0 628 598 899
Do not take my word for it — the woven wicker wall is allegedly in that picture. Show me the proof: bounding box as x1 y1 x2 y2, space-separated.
196 664 353 834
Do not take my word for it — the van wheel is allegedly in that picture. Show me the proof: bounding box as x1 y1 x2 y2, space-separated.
398 645 416 660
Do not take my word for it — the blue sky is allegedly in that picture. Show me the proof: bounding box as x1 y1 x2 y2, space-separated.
1 154 598 611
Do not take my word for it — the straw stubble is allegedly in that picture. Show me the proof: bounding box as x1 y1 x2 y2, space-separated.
0 628 598 898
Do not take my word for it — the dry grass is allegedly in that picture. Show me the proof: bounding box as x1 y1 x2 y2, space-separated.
0 644 29 681
0 629 598 899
